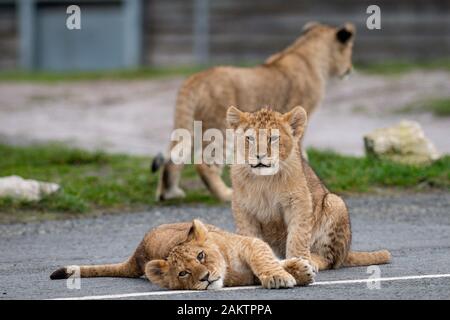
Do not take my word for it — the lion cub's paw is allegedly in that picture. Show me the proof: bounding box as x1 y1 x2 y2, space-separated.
282 257 316 286
160 187 186 201
259 271 296 289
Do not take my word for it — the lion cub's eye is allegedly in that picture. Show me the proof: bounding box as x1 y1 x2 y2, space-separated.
269 135 279 144
178 271 189 278
197 251 205 262
246 135 255 144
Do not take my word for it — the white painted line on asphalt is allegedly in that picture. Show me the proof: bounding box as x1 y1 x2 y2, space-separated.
49 273 450 300
312 273 450 286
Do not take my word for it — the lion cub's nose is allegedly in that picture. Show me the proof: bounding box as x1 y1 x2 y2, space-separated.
256 154 266 161
200 272 210 282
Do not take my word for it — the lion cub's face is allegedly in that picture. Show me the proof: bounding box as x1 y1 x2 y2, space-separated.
146 220 226 290
227 106 307 175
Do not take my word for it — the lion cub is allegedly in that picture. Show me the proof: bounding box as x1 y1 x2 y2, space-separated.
50 219 315 290
154 22 356 202
227 106 391 273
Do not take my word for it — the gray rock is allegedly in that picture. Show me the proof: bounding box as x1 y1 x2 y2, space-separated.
0 175 60 201
364 120 440 165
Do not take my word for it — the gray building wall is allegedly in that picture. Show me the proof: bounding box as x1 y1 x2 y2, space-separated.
144 0 450 66
0 1 18 69
1 0 450 70
1 0 141 71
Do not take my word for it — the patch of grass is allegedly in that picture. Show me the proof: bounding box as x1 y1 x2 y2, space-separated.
0 62 259 83
2 60 450 82
0 193 89 214
0 66 203 83
427 98 450 117
0 144 449 222
397 98 450 117
308 149 450 193
356 59 450 75
0 143 218 221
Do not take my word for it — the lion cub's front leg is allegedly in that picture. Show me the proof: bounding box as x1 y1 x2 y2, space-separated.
281 257 317 286
240 238 295 289
282 197 320 282
283 199 314 260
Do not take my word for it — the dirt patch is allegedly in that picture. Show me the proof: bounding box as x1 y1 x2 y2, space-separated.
0 71 449 156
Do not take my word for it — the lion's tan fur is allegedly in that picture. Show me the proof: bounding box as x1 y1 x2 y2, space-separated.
50 220 316 290
156 22 356 202
227 106 391 271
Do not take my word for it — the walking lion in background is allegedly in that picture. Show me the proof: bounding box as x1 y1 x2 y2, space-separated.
153 22 356 202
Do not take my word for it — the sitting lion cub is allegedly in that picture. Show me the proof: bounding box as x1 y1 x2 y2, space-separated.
227 106 391 274
50 219 315 290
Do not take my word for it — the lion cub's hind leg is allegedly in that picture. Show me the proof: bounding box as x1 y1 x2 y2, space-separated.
155 159 186 201
309 253 332 271
311 193 352 270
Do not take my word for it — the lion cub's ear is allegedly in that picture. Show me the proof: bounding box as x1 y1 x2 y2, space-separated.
145 260 169 286
302 21 320 33
227 106 245 129
336 23 355 44
283 106 307 138
186 219 208 244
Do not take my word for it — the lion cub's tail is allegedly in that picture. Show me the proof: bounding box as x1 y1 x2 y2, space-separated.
50 258 143 280
343 250 391 267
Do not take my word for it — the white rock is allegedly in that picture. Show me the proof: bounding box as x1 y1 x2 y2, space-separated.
364 120 440 165
0 175 60 201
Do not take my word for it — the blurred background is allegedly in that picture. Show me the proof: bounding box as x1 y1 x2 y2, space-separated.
0 0 449 220
1 2 449 302
1 0 450 70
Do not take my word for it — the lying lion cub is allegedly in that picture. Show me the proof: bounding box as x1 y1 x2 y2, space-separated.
227 106 391 272
50 219 316 290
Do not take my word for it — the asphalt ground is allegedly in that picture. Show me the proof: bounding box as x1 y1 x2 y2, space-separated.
0 193 449 300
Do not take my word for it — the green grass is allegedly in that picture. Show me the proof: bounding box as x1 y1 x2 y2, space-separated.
397 98 450 117
0 144 448 222
0 63 259 83
0 66 204 83
0 143 220 222
3 60 449 83
426 98 450 117
356 59 450 75
308 149 450 193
